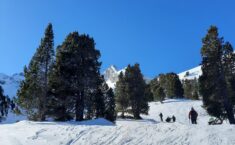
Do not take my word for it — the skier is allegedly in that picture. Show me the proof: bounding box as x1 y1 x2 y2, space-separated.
189 107 198 124
172 115 176 122
159 113 163 122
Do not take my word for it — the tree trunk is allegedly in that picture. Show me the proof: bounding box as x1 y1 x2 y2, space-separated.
75 91 84 121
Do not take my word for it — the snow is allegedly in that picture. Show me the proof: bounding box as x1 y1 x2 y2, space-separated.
0 73 24 99
178 66 202 80
1 99 235 145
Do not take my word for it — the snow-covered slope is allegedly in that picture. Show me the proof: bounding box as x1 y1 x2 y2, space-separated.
1 99 234 145
0 73 24 99
103 65 126 88
178 65 202 80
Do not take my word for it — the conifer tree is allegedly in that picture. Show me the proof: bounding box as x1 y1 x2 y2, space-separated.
183 79 199 100
115 72 129 118
165 73 184 98
49 32 101 121
104 87 116 122
125 64 149 119
199 26 235 124
17 23 54 121
154 87 165 103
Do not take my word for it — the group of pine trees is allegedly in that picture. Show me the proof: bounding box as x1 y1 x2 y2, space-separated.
149 72 184 102
199 26 235 124
17 24 116 122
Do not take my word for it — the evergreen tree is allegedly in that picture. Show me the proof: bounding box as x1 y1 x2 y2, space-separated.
183 79 199 100
125 64 149 119
222 42 235 106
154 87 165 103
165 73 184 98
199 26 235 124
145 84 154 102
104 87 116 122
0 86 4 119
115 72 129 118
49 32 101 121
17 23 54 121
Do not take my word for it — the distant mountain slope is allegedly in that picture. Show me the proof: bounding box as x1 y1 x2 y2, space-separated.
178 65 202 80
103 65 126 88
0 73 24 99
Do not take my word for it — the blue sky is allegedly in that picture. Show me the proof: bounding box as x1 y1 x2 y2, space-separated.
0 0 235 77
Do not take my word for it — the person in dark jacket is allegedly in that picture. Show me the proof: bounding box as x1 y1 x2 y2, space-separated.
189 107 198 124
172 115 176 122
159 113 163 122
165 117 171 122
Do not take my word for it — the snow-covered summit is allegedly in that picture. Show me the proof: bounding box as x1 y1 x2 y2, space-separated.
103 65 126 88
0 73 24 99
178 65 202 80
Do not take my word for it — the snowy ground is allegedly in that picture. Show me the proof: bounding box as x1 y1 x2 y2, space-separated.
1 99 235 145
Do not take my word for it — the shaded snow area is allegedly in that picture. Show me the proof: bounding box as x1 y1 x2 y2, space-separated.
1 99 235 145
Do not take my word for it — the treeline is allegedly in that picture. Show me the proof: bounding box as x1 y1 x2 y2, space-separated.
149 73 199 102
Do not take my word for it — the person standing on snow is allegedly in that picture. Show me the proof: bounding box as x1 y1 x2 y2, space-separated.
189 107 198 124
159 113 163 122
172 115 176 122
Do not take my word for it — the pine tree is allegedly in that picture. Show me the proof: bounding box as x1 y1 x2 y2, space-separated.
49 32 101 121
165 73 184 98
154 87 165 103
145 84 154 102
17 23 54 121
183 79 199 100
0 86 4 119
125 64 149 119
222 42 235 106
115 72 129 118
104 88 116 122
199 26 235 124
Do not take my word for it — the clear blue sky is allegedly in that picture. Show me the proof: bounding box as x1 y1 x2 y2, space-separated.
0 0 235 77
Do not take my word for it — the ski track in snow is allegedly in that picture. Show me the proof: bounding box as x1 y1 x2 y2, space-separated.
1 99 235 145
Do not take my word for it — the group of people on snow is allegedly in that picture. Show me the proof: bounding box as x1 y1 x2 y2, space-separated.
159 107 198 124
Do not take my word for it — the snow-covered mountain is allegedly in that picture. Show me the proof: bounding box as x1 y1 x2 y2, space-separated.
103 65 126 88
178 65 202 80
0 73 24 99
104 65 203 88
